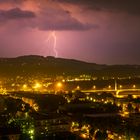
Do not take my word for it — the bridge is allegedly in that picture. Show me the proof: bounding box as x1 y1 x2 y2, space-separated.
81 81 140 96
82 89 140 95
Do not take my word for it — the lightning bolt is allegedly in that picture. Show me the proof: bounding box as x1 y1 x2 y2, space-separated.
51 31 57 57
45 31 58 57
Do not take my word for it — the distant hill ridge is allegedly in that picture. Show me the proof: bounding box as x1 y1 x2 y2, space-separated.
0 55 140 77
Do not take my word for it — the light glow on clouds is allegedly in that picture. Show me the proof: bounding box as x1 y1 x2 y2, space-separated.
0 0 140 64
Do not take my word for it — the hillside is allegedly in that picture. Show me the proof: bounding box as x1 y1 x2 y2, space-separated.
0 55 139 77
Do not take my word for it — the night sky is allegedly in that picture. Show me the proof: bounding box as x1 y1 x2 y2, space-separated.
0 0 140 64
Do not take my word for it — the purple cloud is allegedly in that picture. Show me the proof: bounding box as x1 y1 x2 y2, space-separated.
0 8 36 21
37 9 98 31
0 6 98 31
57 0 140 15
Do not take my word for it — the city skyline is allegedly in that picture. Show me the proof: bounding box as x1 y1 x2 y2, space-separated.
0 0 140 64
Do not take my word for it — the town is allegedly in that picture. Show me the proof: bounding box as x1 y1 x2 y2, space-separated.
0 74 140 140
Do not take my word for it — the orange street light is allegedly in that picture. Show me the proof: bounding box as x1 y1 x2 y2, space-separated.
108 85 111 89
93 85 96 89
133 85 136 88
56 82 63 88
119 85 122 89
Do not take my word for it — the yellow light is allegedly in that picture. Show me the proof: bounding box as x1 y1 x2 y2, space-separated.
62 79 65 82
34 83 42 89
76 86 80 90
121 111 129 117
86 96 89 100
133 95 137 98
93 85 96 89
75 78 78 81
119 85 122 88
28 129 34 135
90 97 93 101
133 85 136 88
23 84 27 89
80 133 87 139
119 136 122 139
30 136 34 140
56 82 62 88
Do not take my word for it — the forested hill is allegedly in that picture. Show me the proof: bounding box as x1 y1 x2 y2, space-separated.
0 55 139 77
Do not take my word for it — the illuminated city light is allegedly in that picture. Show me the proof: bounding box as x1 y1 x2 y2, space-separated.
62 79 65 82
76 85 80 90
80 133 88 139
108 85 111 89
119 85 122 89
22 84 28 91
93 85 96 89
56 82 62 88
133 85 136 88
33 103 39 111
90 97 93 101
28 129 34 134
93 99 96 102
86 96 89 100
33 82 42 89
23 84 27 89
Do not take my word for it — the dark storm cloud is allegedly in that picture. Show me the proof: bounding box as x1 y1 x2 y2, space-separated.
39 20 96 31
0 0 140 15
57 0 140 15
37 9 97 31
0 0 23 3
0 8 35 21
0 0 98 30
0 8 97 31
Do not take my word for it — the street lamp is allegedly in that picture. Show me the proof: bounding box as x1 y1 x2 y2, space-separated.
56 82 62 88
33 82 42 91
76 85 80 90
133 85 136 88
93 85 96 89
119 85 122 89
35 83 42 88
22 84 27 91
56 82 63 92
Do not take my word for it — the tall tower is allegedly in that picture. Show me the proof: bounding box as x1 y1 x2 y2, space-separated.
115 80 117 91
